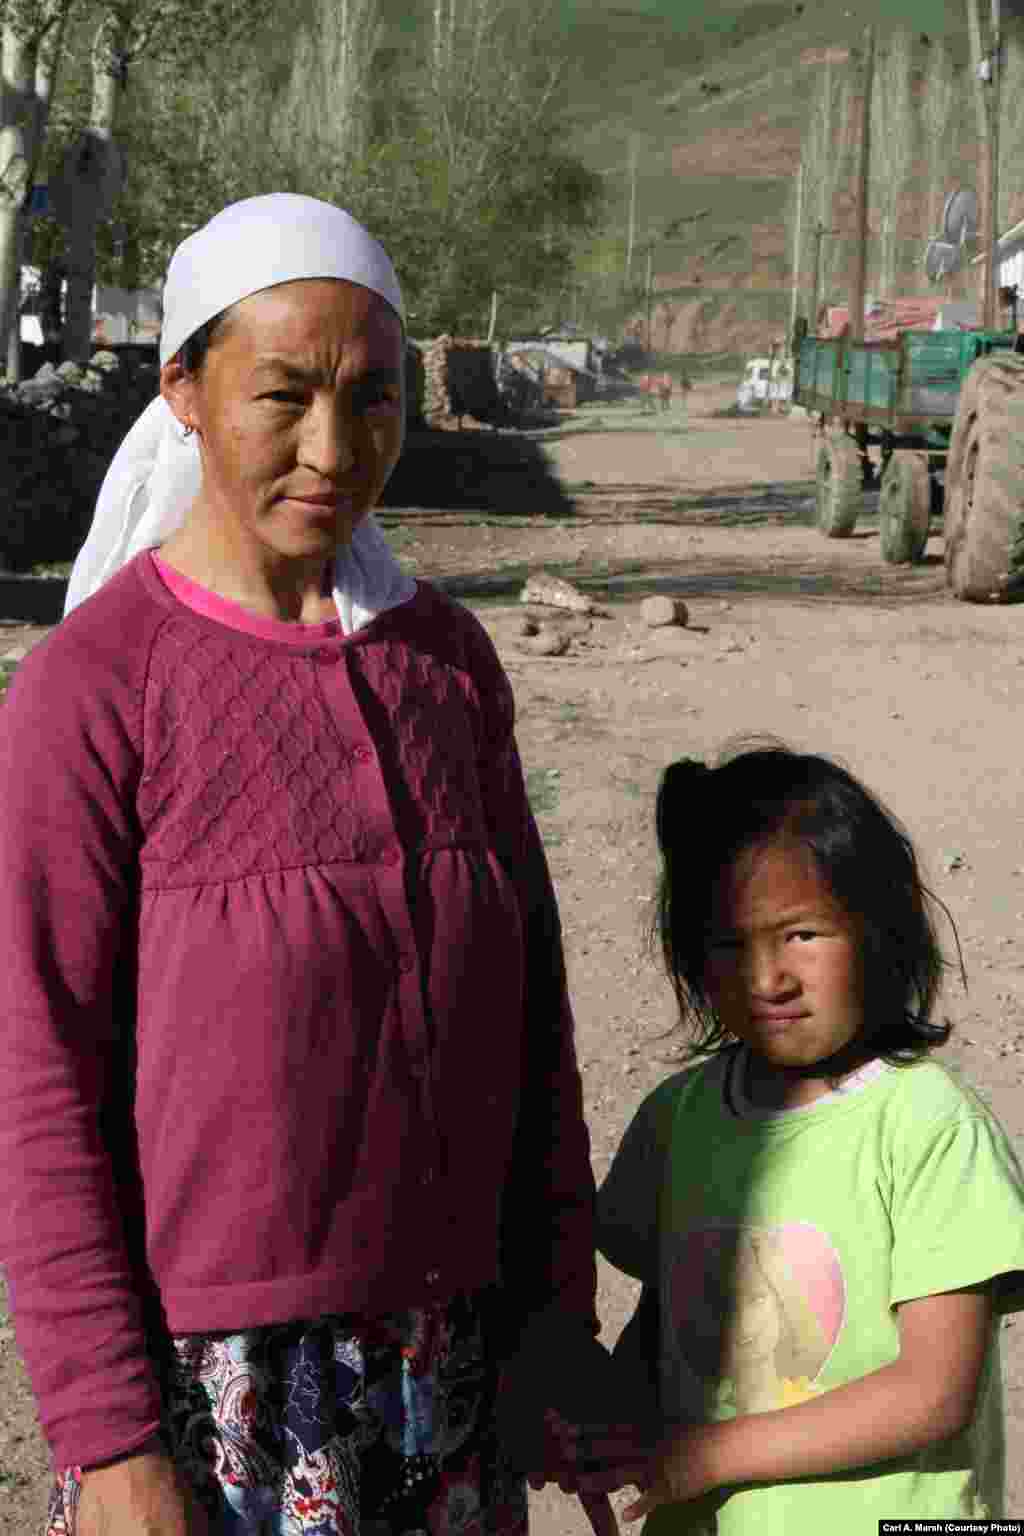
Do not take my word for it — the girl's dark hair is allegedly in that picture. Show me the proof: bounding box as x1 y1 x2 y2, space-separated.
650 735 962 1064
177 306 232 375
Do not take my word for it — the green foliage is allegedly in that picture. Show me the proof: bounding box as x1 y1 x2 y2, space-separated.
345 0 608 333
14 0 604 336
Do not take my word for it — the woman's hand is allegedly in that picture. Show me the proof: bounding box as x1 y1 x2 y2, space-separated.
525 1409 618 1536
77 1446 212 1536
557 1414 724 1522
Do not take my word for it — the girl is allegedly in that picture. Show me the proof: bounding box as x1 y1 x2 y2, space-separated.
560 739 1024 1530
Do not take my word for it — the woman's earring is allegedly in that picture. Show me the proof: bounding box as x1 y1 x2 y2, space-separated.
183 422 195 439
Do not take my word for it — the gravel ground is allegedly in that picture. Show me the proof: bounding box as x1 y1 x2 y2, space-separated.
2 383 1023 1532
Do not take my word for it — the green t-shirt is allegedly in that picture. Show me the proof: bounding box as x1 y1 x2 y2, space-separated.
596 1049 1024 1532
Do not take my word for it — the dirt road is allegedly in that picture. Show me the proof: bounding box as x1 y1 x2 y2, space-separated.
2 382 1023 1532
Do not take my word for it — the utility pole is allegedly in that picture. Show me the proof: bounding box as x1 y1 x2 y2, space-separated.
986 0 1002 329
968 0 1002 328
848 23 875 343
788 159 805 354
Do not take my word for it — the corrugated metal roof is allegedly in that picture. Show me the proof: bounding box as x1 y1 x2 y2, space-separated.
821 297 947 340
505 346 599 376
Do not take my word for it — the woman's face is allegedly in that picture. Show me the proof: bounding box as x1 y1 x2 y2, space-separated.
161 278 404 561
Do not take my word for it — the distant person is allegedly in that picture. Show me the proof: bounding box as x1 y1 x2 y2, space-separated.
556 740 1024 1528
0 193 610 1536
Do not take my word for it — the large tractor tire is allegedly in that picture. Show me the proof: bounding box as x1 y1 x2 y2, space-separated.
944 352 1024 602
879 451 931 564
815 430 861 537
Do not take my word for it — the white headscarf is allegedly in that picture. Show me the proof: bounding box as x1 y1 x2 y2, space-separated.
63 193 416 631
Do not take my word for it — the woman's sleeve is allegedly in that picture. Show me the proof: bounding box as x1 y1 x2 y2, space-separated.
0 646 164 1472
469 629 598 1353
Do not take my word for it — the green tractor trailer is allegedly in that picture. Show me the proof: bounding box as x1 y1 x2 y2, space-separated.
792 324 1024 602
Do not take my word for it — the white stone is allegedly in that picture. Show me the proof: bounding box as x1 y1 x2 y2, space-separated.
641 595 689 628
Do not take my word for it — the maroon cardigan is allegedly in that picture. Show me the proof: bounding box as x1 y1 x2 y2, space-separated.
0 554 596 1472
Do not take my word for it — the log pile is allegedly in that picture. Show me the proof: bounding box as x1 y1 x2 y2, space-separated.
421 335 499 428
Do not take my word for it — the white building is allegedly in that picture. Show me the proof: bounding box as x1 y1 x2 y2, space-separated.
18 264 161 346
968 216 1024 295
930 303 979 331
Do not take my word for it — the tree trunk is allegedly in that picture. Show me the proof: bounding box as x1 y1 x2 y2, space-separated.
6 213 23 377
0 22 36 377
63 10 127 363
788 158 803 346
849 26 874 343
0 0 72 379
625 141 636 279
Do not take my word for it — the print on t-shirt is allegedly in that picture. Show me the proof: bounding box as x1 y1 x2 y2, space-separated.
666 1224 846 1419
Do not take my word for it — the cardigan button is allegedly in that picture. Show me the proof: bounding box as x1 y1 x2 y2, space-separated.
352 745 373 764
425 1269 440 1286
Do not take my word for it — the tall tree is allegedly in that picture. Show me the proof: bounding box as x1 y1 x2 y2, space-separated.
59 0 276 360
998 19 1024 229
920 35 958 241
870 27 915 297
801 59 847 316
0 0 77 378
276 0 381 170
391 0 604 333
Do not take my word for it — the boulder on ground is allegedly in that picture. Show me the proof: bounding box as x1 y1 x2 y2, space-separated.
520 570 592 613
641 595 689 628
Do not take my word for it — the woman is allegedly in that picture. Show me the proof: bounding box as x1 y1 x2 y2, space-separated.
0 194 600 1536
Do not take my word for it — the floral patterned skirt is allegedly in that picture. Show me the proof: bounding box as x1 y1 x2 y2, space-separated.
46 1288 528 1536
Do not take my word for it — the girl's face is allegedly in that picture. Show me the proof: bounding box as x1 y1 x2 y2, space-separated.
704 839 866 1108
161 278 405 563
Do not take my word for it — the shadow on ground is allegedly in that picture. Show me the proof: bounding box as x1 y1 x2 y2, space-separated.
381 429 574 515
433 549 953 610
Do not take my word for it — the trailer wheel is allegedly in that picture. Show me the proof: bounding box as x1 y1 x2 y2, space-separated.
944 352 1024 602
816 431 861 537
879 451 931 564
927 456 945 518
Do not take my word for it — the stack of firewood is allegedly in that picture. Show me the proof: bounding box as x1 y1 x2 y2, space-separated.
422 335 453 424
420 336 500 427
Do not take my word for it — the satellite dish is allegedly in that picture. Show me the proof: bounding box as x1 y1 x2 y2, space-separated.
924 239 962 283
49 133 126 228
943 188 979 248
